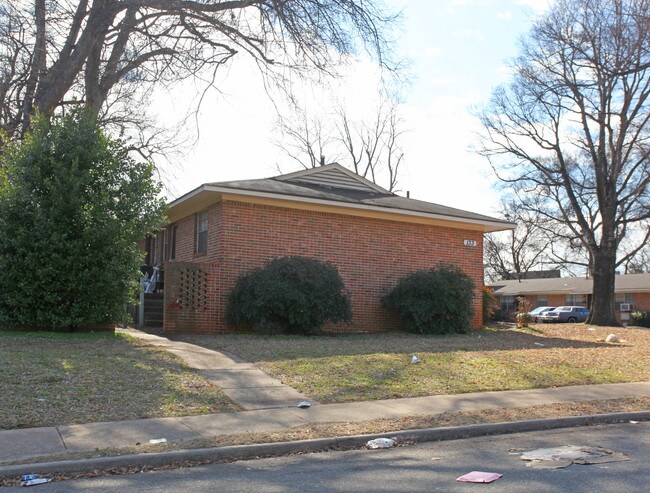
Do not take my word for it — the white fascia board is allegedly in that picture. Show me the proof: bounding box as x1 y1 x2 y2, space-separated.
168 184 208 209
203 185 515 232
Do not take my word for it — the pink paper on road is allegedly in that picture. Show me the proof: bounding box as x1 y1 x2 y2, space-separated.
456 471 503 483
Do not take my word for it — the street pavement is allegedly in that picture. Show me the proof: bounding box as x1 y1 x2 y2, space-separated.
3 422 646 492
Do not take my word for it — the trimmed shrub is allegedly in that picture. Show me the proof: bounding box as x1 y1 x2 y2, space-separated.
631 311 650 328
382 264 475 334
226 256 352 335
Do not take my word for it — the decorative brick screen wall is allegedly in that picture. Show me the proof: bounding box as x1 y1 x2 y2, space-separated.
164 262 221 333
163 199 485 334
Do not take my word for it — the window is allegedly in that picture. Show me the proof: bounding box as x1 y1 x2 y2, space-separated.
566 294 587 306
151 236 158 265
615 293 634 310
196 211 208 255
170 225 177 260
537 295 548 307
501 295 516 311
162 228 168 261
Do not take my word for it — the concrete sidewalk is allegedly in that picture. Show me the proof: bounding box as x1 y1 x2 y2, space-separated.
2 381 649 465
125 330 315 410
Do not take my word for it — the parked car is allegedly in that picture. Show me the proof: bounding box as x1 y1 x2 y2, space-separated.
537 306 590 323
527 306 556 322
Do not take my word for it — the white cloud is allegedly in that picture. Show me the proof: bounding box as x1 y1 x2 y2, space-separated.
449 0 491 6
427 76 457 87
516 0 551 14
451 29 484 40
496 10 513 20
425 46 442 57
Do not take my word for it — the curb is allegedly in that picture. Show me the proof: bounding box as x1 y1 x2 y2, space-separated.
1 411 648 479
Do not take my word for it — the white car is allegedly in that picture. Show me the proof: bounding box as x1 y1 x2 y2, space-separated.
537 306 590 323
527 306 556 322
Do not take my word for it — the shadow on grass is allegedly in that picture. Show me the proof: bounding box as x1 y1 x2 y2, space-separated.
0 331 240 430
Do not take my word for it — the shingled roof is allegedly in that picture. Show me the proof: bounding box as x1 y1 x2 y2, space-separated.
169 164 515 232
490 273 650 295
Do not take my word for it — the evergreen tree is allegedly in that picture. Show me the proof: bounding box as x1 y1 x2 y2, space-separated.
0 109 165 330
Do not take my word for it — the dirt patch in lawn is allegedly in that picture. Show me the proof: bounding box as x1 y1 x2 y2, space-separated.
0 331 241 429
173 324 650 403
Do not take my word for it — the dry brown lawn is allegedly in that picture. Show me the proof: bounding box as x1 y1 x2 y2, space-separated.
174 323 650 403
0 330 240 429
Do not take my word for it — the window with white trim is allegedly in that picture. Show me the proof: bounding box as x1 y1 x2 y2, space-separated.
566 294 587 306
196 211 208 255
501 295 516 311
169 225 177 260
615 293 634 310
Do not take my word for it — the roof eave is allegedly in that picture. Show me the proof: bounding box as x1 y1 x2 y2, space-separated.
195 185 515 232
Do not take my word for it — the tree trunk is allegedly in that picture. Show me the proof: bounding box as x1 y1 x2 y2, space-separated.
587 250 619 326
21 0 47 135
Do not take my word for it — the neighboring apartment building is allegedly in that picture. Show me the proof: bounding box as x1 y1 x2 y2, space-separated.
489 273 650 323
146 164 514 334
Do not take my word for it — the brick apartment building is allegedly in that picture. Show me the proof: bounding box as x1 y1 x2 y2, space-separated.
145 164 513 334
490 273 650 323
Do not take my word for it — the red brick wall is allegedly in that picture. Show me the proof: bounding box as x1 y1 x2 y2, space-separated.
163 199 485 333
633 292 650 311
547 294 567 307
617 292 650 324
163 261 221 333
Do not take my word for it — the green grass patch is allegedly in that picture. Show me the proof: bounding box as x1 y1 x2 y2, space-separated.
0 330 240 429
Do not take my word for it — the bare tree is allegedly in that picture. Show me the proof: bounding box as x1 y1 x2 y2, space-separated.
275 110 340 169
622 236 650 273
276 95 406 191
477 0 650 325
484 201 559 283
0 0 398 155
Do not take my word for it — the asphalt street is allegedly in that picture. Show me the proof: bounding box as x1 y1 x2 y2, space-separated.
4 422 648 492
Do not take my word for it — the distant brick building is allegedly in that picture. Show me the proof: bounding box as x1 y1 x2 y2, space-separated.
146 164 512 334
490 274 650 323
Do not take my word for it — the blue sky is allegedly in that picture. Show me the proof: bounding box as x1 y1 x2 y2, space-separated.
155 0 550 217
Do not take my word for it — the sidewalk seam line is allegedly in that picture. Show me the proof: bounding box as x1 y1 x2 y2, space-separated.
55 427 68 451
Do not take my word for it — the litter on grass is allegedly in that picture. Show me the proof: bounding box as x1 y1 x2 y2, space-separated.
366 438 397 449
456 471 503 483
411 355 420 364
520 445 629 469
297 401 311 409
21 478 52 487
149 438 167 444
605 334 620 343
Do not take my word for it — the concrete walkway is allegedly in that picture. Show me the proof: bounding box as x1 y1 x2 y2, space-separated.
2 382 649 464
127 330 315 410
